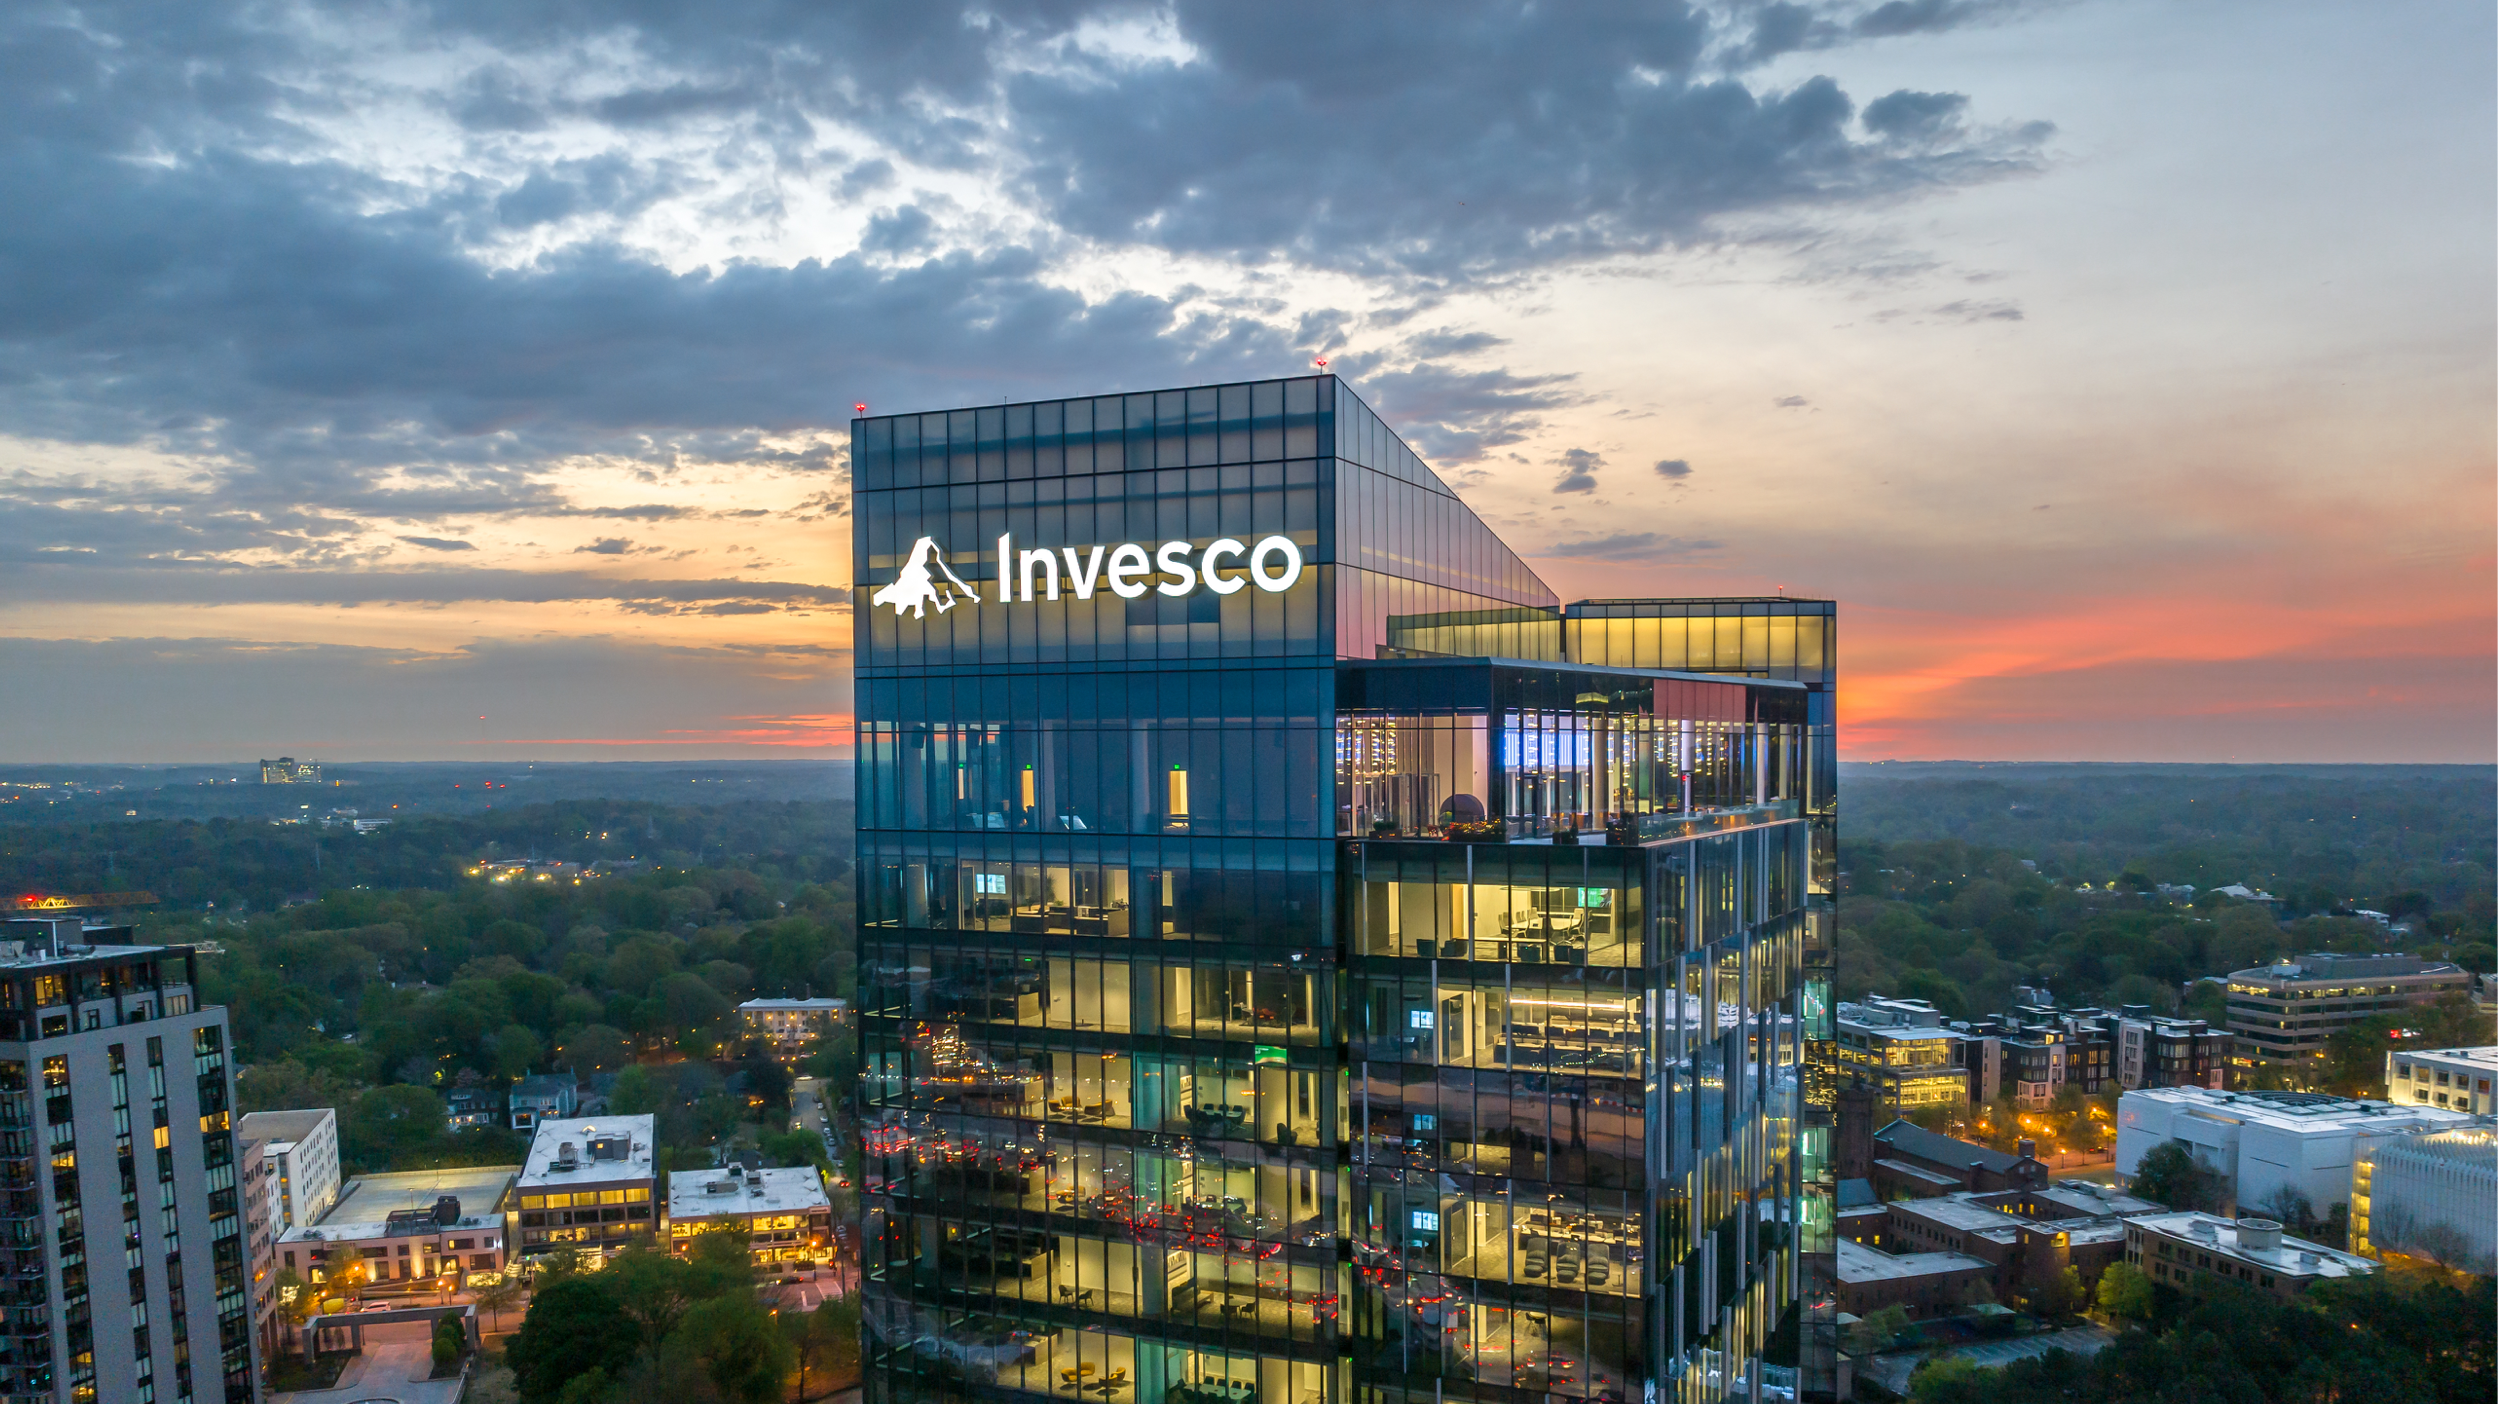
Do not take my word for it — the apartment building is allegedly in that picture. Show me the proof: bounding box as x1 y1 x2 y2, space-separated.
0 921 256 1404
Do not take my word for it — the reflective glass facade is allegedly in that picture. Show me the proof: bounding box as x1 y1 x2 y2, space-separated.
854 377 1832 1404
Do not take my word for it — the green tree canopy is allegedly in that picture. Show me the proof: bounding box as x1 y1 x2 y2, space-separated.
505 1278 639 1404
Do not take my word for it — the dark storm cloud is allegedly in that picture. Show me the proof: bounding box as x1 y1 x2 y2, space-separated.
0 0 2049 592
1008 1 2047 284
1861 90 1969 142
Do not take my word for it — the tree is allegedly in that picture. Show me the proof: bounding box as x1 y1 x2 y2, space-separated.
433 1313 468 1371
1845 1304 1910 1356
505 1277 640 1404
2025 1265 2084 1320
551 1367 615 1404
472 1275 528 1334
492 1023 547 1081
344 1083 450 1171
2094 1261 2154 1321
668 1294 796 1404
2128 1140 2227 1213
321 1243 368 1305
609 1065 662 1117
603 1244 698 1346
684 1224 758 1300
237 1057 365 1115
759 1129 830 1172
1908 1356 1987 1403
785 1297 859 1400
563 1024 633 1079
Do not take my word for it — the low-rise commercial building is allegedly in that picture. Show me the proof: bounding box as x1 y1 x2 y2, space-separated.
2385 1046 2498 1114
237 1106 342 1230
1860 1191 2131 1312
2114 1086 2474 1219
666 1163 834 1264
2123 1212 2373 1297
2226 953 2471 1073
2349 1125 2497 1275
280 1166 517 1300
510 1115 658 1264
1834 1239 1993 1320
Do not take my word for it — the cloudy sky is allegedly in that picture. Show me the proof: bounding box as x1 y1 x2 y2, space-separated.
1 0 2489 763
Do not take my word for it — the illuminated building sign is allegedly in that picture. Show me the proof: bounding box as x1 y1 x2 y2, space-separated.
871 533 1303 619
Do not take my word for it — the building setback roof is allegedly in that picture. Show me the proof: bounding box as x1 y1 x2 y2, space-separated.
236 1108 332 1145
1874 1120 2028 1176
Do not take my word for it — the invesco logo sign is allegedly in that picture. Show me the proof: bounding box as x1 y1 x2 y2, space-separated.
872 533 1303 619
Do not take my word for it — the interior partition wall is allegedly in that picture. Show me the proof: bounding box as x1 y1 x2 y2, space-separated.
855 377 1820 1404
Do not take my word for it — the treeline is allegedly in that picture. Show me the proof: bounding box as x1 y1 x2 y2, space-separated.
1897 1270 2492 1404
0 797 854 914
6 802 865 1173
1836 836 2497 1024
1843 764 2494 911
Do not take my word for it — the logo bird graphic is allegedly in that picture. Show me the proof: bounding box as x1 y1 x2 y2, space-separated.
871 537 977 618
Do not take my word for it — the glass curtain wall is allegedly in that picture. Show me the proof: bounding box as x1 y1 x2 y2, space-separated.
1343 825 1809 1404
855 377 1555 1404
857 379 1822 1404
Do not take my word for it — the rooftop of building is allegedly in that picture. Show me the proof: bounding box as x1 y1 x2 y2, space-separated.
518 1115 655 1187
287 1166 519 1242
2127 1212 2375 1280
2229 952 2463 983
236 1108 333 1146
0 923 191 972
2120 1086 2480 1132
2394 1045 2498 1068
1836 1178 1879 1210
1835 1237 1992 1283
510 1073 576 1099
738 997 847 1012
2361 1124 2498 1172
1871 1159 1964 1192
1874 1120 2038 1177
2025 1181 2167 1218
1891 1195 2033 1236
667 1165 831 1220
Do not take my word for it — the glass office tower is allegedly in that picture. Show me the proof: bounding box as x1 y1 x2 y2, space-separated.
854 377 1832 1404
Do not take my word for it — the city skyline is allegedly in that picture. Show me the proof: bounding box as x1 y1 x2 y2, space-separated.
1 1 2491 764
